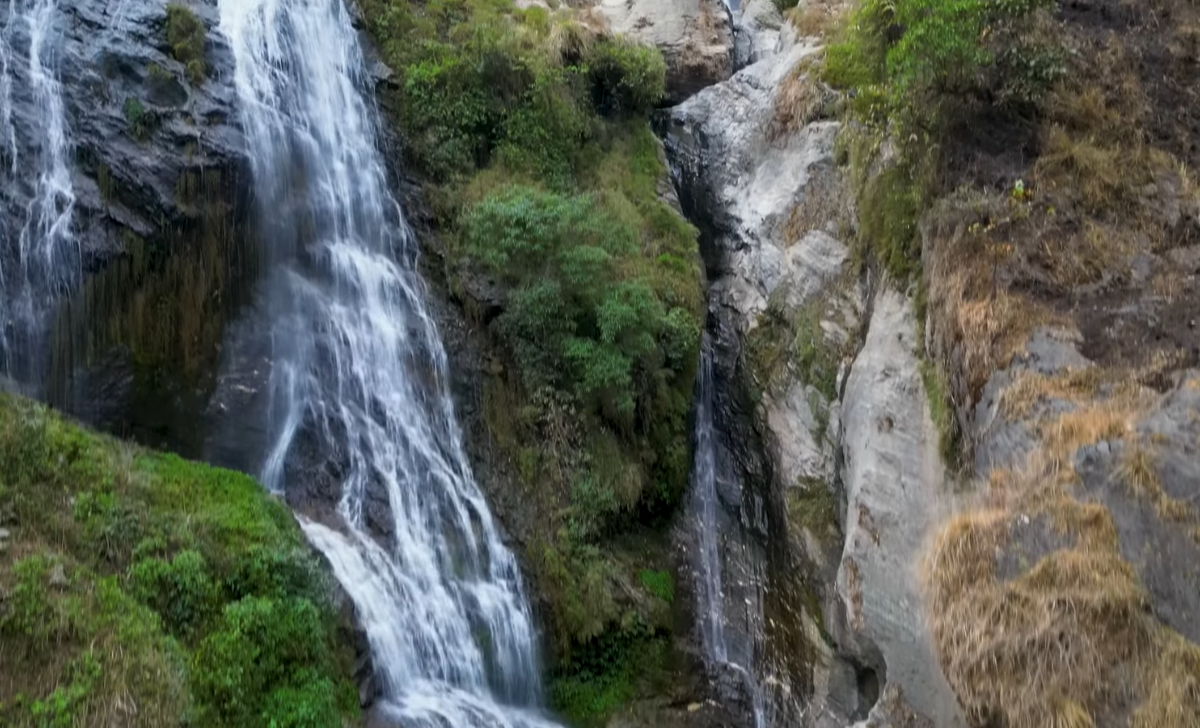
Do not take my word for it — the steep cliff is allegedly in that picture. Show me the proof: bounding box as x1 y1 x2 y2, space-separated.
658 0 1200 725
0 0 254 449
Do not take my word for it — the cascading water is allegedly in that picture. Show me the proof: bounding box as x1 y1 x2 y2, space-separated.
218 0 559 725
693 342 728 661
0 0 78 383
689 339 767 728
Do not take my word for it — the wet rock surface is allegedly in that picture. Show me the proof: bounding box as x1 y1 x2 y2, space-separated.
1 0 259 449
0 0 249 269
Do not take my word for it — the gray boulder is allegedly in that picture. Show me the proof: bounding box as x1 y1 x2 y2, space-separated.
595 0 735 104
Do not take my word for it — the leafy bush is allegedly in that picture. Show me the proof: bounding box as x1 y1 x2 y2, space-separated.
548 623 668 728
0 395 358 728
587 38 667 117
463 185 685 422
193 597 342 728
123 97 154 140
637 569 674 603
130 549 216 640
166 3 206 84
823 0 1058 129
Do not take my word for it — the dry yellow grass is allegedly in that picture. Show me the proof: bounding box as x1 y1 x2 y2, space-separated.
769 57 826 141
1117 442 1196 522
925 497 1148 728
845 558 864 630
1037 398 1146 469
1129 631 1200 728
926 372 1200 728
789 2 833 37
922 193 1075 404
1151 269 1187 302
999 368 1104 418
924 455 1200 728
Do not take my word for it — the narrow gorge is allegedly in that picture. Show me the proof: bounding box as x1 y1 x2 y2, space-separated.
2 0 1199 725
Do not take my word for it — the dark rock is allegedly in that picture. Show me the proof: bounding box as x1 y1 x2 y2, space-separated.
1075 382 1200 646
57 0 249 267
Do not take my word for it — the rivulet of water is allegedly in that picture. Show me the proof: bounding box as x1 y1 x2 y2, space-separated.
218 0 559 725
0 0 78 383
690 339 767 728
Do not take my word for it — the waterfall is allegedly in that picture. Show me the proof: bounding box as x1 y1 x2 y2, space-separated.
218 0 560 725
693 341 728 661
0 0 78 383
689 339 767 728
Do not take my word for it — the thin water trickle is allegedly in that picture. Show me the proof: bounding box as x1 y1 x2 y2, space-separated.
0 0 78 382
690 339 767 728
218 0 560 725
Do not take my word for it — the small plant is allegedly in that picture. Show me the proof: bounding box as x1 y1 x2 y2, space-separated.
166 3 206 84
147 62 174 86
637 569 675 603
1010 178 1030 201
130 549 216 639
123 96 153 140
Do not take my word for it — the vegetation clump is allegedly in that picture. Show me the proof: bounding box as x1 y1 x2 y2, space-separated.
123 96 154 141
166 3 206 85
822 0 1061 131
0 396 358 727
356 0 702 722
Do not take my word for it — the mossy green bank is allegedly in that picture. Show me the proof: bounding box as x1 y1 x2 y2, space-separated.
0 395 358 728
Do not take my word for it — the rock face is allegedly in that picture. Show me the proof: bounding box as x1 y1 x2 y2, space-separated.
662 17 969 728
663 27 835 327
1 0 257 442
594 0 735 104
0 0 248 271
834 288 966 728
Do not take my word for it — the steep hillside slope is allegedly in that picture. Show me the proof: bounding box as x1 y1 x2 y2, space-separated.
0 396 362 727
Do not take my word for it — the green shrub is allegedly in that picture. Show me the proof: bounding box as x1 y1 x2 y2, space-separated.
0 395 358 728
28 651 100 728
637 569 674 603
548 623 668 728
536 539 621 646
166 3 206 84
464 185 679 420
823 0 1057 129
123 97 153 140
130 549 216 640
192 596 342 728
401 51 503 180
587 38 667 117
497 65 590 186
1 556 54 641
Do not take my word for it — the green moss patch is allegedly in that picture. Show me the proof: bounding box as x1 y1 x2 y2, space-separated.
0 396 357 727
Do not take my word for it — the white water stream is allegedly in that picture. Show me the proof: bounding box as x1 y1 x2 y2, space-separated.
0 0 78 381
219 0 560 724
